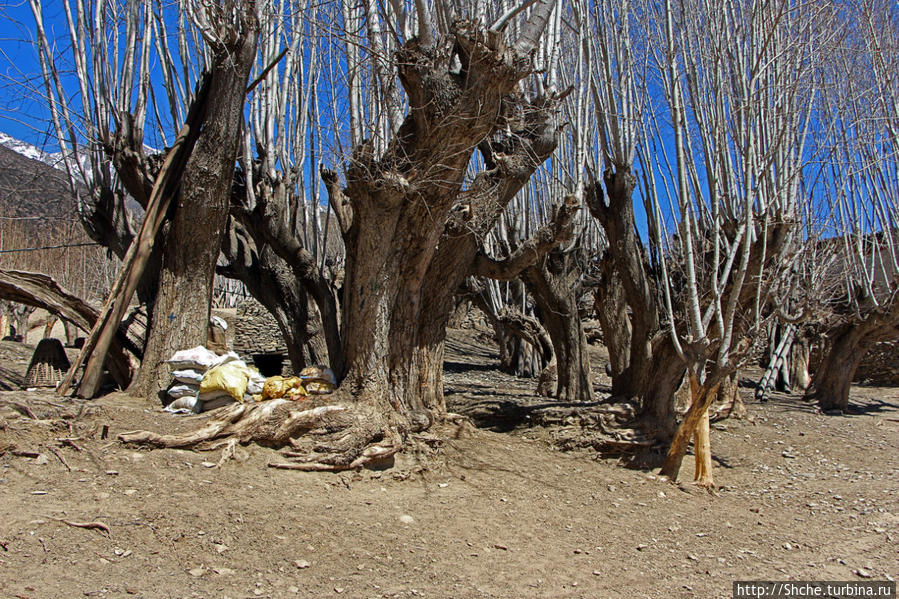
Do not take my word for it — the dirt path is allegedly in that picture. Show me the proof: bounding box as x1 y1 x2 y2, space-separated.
0 334 896 598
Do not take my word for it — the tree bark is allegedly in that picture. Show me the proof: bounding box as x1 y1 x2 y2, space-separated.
219 225 327 371
331 18 566 427
121 16 566 467
807 324 875 412
639 334 683 441
132 14 258 399
522 249 594 402
587 168 660 401
594 255 631 381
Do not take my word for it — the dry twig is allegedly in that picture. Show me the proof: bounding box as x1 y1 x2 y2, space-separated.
44 516 110 535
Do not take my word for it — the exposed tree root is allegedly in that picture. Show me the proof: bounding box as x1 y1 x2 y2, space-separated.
118 398 403 472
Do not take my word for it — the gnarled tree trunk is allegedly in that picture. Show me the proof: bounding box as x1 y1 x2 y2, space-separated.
807 298 899 412
594 255 631 380
131 13 259 399
639 334 683 441
587 168 660 403
220 227 327 371
522 248 594 402
120 14 573 470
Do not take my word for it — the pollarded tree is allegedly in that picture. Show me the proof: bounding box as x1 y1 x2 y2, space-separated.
646 0 831 484
131 2 260 399
475 0 599 403
28 0 261 398
28 0 344 393
120 0 581 468
807 0 899 411
579 0 680 435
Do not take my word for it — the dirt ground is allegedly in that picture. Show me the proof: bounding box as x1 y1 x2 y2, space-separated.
0 332 896 599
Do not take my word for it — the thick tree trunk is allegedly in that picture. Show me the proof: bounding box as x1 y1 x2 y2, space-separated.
639 334 683 441
120 16 566 468
331 19 565 424
594 256 631 381
806 324 873 412
790 332 811 392
132 20 258 399
807 299 899 412
522 251 594 402
220 233 327 372
712 371 746 420
587 169 659 402
587 168 674 430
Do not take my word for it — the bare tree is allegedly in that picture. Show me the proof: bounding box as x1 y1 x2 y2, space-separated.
580 0 680 434
806 0 899 411
131 0 259 398
120 0 581 469
30 0 260 398
644 0 829 484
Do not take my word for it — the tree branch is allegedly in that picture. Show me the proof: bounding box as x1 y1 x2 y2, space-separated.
513 0 557 56
471 195 579 280
320 166 353 235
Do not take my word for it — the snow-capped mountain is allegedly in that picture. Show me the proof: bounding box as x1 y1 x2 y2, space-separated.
0 135 79 220
0 131 87 176
0 132 57 164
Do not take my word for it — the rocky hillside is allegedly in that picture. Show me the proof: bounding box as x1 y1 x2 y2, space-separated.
0 140 78 223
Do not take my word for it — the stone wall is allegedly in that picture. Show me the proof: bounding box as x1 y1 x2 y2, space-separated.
855 340 899 386
233 300 286 355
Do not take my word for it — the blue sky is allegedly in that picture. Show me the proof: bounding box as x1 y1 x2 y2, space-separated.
0 1 67 148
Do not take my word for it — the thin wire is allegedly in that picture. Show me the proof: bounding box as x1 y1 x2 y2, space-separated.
0 242 101 253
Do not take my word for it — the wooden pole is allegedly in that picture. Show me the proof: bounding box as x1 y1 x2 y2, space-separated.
58 74 212 398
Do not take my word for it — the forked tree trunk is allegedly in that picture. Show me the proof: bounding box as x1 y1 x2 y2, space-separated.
587 167 664 412
522 250 594 402
639 335 684 441
132 18 258 399
660 370 724 483
594 257 631 380
220 237 327 371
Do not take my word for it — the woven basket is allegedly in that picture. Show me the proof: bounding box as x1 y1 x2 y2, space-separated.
24 338 71 388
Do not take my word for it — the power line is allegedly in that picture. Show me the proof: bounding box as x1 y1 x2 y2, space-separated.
0 215 78 220
0 241 101 253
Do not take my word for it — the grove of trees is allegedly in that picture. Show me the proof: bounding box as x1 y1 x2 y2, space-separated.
7 0 897 476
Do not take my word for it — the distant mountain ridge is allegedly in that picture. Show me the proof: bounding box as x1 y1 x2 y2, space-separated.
0 132 67 167
0 136 78 222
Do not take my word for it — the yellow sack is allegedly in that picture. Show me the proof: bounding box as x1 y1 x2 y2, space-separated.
262 376 307 400
304 381 334 395
199 362 254 401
